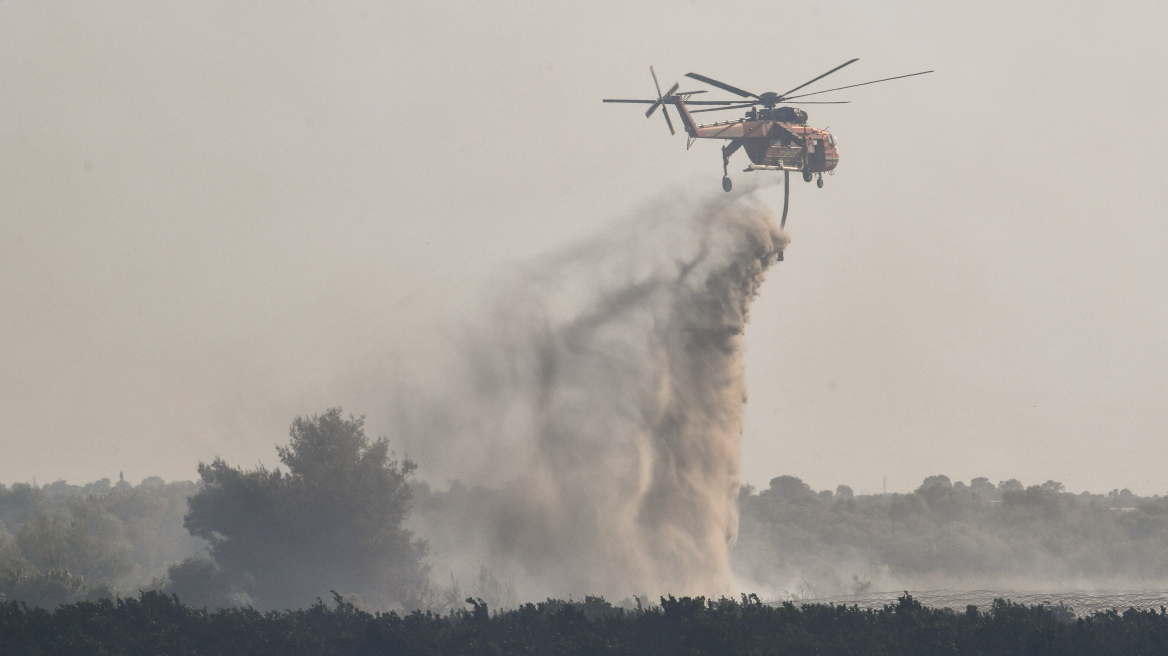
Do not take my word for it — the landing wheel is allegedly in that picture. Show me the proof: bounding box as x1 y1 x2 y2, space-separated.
816 175 823 188
802 169 813 183
722 176 732 193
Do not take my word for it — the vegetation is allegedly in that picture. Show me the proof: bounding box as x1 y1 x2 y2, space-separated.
1 591 1166 655
736 474 1168 597
180 409 430 610
0 476 204 609
6 408 1168 656
7 454 1168 615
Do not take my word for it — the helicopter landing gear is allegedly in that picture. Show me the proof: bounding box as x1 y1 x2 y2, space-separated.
722 176 732 192
816 174 823 188
803 168 813 183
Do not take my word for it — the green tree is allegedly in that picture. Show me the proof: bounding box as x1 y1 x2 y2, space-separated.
184 408 429 609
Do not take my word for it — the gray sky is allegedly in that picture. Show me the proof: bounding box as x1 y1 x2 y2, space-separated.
2 1 1166 494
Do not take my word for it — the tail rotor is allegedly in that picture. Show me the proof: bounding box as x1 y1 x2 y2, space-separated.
602 66 707 136
646 66 679 135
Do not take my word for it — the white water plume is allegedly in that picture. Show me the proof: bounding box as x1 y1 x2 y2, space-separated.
396 184 788 602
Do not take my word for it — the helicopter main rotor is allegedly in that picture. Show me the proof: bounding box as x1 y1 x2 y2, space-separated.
686 58 860 108
683 60 934 114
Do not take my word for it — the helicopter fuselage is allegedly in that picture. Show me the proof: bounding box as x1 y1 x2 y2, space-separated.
674 99 839 173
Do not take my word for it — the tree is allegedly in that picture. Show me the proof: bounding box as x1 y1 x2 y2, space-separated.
183 409 429 609
767 476 813 500
998 478 1024 493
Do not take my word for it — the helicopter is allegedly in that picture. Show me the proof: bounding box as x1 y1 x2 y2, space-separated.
603 60 931 230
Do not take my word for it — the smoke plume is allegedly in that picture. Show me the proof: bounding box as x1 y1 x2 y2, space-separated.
397 184 787 602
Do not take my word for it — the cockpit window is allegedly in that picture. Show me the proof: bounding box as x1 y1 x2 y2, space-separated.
827 134 836 146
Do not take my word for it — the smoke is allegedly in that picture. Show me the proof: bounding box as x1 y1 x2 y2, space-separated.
395 183 787 602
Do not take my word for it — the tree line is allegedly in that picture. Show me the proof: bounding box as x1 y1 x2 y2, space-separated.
0 475 204 609
5 408 1168 613
735 474 1168 598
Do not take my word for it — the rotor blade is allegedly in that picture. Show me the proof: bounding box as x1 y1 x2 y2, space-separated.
676 90 707 95
690 103 759 113
645 99 662 118
776 58 859 100
678 99 760 106
603 98 749 105
779 70 934 101
684 72 758 99
650 65 663 99
783 101 851 104
661 105 675 135
665 82 680 97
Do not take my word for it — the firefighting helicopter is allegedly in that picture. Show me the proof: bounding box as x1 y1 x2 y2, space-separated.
603 60 931 229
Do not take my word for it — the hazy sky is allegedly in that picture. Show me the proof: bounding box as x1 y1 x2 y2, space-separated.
2 1 1166 495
